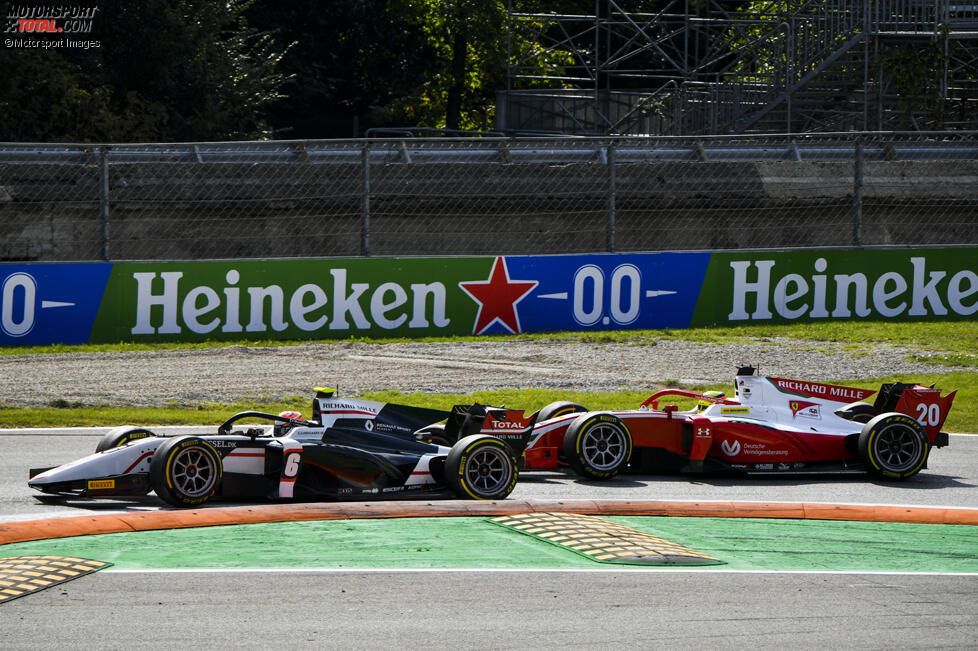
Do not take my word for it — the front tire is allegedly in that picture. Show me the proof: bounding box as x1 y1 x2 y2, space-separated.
416 424 451 447
538 401 589 463
563 413 632 480
150 436 223 507
445 435 518 500
538 401 588 422
835 402 877 424
95 426 157 453
858 413 929 480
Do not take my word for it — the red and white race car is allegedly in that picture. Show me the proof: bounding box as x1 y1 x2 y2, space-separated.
433 367 955 482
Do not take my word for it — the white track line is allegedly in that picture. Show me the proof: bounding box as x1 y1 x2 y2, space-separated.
103 567 978 577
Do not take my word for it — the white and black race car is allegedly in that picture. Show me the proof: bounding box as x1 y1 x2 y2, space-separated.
28 389 519 507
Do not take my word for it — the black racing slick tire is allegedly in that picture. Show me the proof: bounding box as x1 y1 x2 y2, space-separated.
95 426 157 453
445 435 519 500
835 402 877 425
563 413 633 480
537 401 588 422
149 436 223 507
538 401 588 464
858 412 930 480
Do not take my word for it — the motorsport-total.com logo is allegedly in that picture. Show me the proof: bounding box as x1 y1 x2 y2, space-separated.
4 3 100 49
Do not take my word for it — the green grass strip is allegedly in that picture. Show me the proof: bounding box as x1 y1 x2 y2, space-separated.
3 371 974 432
2 320 975 430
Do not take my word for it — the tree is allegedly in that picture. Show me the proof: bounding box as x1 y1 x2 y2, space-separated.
0 0 291 141
411 0 508 131
246 0 510 137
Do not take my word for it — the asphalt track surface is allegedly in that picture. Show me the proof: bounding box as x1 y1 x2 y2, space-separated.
2 428 978 649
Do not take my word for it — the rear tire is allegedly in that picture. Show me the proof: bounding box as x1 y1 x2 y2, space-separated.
563 413 632 480
150 436 223 507
445 435 518 500
858 413 929 480
95 426 157 453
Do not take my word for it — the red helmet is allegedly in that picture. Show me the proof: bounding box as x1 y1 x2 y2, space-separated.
274 411 303 436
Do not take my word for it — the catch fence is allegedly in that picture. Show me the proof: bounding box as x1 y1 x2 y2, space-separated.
1 133 976 262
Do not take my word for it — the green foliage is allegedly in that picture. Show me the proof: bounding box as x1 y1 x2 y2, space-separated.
245 0 437 137
875 42 945 129
0 0 292 141
4 1 794 139
249 0 517 135
408 0 508 131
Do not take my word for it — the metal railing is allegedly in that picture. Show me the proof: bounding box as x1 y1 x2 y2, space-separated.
501 1 978 135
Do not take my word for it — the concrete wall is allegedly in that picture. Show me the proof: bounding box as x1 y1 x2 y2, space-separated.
1 160 975 261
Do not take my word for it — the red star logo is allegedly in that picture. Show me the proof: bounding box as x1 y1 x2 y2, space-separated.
459 257 538 335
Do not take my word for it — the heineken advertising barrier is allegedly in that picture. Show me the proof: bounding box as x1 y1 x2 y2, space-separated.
1 247 975 346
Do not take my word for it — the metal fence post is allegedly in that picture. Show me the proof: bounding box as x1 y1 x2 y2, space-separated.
361 143 370 256
99 146 110 261
607 142 616 253
853 139 863 247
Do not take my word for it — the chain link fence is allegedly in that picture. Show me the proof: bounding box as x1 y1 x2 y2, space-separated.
1 133 976 262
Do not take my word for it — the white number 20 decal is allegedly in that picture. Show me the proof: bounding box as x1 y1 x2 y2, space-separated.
283 452 301 478
915 403 941 427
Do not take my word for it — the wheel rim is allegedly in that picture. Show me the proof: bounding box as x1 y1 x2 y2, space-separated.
170 446 218 497
872 424 922 472
465 446 510 496
581 424 628 471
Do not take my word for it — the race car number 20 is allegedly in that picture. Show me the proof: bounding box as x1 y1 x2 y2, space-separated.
915 402 941 427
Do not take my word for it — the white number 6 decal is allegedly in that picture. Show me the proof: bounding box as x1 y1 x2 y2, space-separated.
283 452 301 478
915 403 941 427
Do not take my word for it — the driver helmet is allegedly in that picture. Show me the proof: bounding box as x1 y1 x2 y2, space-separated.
696 391 726 412
274 410 303 436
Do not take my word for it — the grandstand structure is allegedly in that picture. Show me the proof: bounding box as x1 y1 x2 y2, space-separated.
499 1 978 135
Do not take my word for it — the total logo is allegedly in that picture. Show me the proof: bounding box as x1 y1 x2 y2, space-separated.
1 272 76 337
488 420 526 430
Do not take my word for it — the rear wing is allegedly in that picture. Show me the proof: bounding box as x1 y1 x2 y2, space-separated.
311 390 451 433
444 404 538 451
888 383 957 439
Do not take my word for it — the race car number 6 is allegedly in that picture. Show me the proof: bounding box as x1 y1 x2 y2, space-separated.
283 452 301 478
915 403 941 427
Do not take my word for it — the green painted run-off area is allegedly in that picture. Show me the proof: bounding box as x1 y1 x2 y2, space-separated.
3 516 978 573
